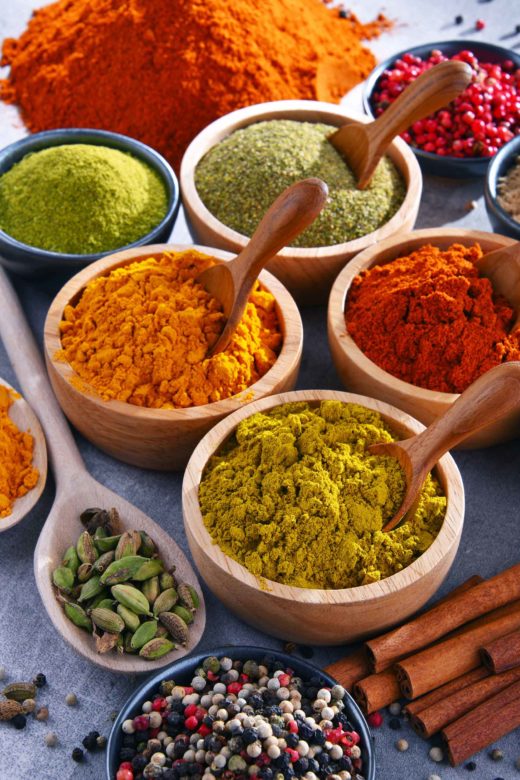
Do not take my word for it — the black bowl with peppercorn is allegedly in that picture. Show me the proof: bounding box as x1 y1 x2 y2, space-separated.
363 40 520 178
107 646 374 780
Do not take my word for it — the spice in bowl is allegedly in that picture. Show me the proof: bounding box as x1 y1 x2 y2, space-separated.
0 383 39 518
345 243 520 393
497 155 520 222
52 507 201 659
115 653 367 779
195 120 406 247
199 400 446 588
57 250 282 408
371 49 519 158
0 144 168 254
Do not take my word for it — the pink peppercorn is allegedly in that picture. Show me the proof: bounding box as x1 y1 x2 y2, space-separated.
227 682 242 695
288 721 299 734
184 704 197 718
152 698 166 712
285 748 299 763
278 673 291 687
476 19 486 30
198 724 212 737
185 715 199 730
132 715 149 731
367 712 383 728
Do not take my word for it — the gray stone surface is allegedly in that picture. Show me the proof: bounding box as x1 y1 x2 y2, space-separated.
0 1 520 778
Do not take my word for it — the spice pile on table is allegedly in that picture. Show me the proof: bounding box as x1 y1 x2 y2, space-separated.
345 243 520 393
195 121 405 247
0 383 38 518
58 250 282 408
199 400 446 588
0 0 389 171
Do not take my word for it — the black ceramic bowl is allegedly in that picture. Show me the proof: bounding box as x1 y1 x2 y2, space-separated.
363 40 520 179
106 646 375 780
485 133 520 238
0 128 180 276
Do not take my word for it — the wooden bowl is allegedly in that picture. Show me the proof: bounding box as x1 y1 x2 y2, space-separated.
44 244 303 470
182 389 464 645
328 228 520 449
180 100 422 305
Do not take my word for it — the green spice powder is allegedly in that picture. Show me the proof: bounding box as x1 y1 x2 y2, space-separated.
0 144 168 254
199 401 446 589
195 120 406 247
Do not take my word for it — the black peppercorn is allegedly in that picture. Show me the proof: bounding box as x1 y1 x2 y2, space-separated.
286 733 298 748
455 15 464 24
119 747 136 762
339 9 351 19
12 714 27 730
132 755 148 772
465 762 477 771
388 717 401 730
82 730 100 751
294 758 309 774
33 673 47 688
71 747 84 762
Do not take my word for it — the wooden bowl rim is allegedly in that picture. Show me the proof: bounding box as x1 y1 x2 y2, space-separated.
182 388 465 605
328 227 517 405
180 99 422 260
0 376 47 532
44 243 303 421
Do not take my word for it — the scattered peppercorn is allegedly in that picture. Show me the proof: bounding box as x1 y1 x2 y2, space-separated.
516 24 520 33
367 711 383 728
455 14 463 24
65 692 78 706
11 714 26 729
476 19 486 30
33 673 46 688
465 762 477 771
82 730 100 750
71 747 84 762
388 717 401 730
429 746 444 762
45 732 58 747
396 738 409 751
339 9 351 18
490 748 504 761
35 705 49 721
22 698 35 714
97 735 107 749
388 702 402 716
428 775 442 780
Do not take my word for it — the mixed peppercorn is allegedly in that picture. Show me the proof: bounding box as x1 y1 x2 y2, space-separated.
372 48 520 158
115 655 366 780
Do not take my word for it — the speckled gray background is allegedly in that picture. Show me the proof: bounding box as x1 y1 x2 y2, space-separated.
0 1 519 778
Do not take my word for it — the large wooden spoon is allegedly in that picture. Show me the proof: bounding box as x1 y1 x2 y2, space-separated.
199 178 328 355
329 60 473 189
477 242 520 331
0 267 206 672
370 362 520 532
0 376 47 532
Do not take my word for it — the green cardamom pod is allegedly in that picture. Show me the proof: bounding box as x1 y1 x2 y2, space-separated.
77 562 93 582
91 607 125 634
142 576 160 605
117 604 141 632
62 545 80 575
133 558 164 581
172 605 194 625
139 530 157 558
96 598 116 610
52 565 75 594
115 530 141 560
111 584 152 616
139 637 174 659
64 602 93 632
100 555 149 585
123 631 137 654
186 584 200 610
94 534 121 553
178 583 199 611
76 531 98 564
94 525 108 539
130 620 158 650
159 611 189 646
86 588 111 609
77 574 103 602
155 624 169 638
93 550 115 574
159 572 176 591
2 682 37 702
153 588 178 617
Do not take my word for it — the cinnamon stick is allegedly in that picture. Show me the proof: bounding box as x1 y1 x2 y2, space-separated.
396 600 520 699
481 628 520 673
352 669 400 714
442 679 520 766
366 565 520 672
411 666 520 738
403 667 488 717
324 649 369 692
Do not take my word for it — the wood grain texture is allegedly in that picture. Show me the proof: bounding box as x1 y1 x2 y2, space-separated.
44 244 303 470
328 227 520 448
182 389 464 645
0 376 47 532
180 99 422 305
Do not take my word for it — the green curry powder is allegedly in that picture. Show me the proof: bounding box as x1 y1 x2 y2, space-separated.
0 144 168 254
199 401 446 589
195 120 406 247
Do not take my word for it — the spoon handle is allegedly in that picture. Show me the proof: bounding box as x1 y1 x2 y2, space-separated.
0 267 84 485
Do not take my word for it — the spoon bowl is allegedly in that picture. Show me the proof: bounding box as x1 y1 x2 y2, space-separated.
476 242 520 331
0 377 47 532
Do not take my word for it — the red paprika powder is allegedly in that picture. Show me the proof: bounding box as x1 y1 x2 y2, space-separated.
345 243 520 394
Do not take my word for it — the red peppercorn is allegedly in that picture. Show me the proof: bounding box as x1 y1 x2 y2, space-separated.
285 748 299 763
198 724 212 737
132 716 149 731
476 19 485 30
368 711 384 728
207 671 219 681
239 673 249 683
288 720 299 734
257 753 271 766
184 704 198 718
152 698 167 712
185 716 199 730
184 686 194 694
227 682 242 695
116 767 134 780
149 727 161 739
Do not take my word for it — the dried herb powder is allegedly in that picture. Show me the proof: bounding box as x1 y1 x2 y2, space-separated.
195 120 406 247
200 400 446 589
0 144 168 254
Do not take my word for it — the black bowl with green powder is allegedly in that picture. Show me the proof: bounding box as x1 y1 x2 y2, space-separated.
0 129 180 275
194 119 406 248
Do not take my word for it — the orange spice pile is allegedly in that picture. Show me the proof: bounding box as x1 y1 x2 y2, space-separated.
0 384 39 518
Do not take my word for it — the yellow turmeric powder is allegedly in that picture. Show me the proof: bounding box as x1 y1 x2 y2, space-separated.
0 384 39 518
200 401 446 589
58 250 282 409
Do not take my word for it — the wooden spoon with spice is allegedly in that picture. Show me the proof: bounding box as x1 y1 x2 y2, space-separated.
372 361 520 532
476 242 520 331
0 267 206 672
329 60 473 189
199 177 328 355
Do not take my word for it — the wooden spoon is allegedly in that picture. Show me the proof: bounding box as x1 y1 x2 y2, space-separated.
329 60 473 189
370 362 520 532
0 376 47 532
0 267 206 672
199 177 328 355
477 242 520 331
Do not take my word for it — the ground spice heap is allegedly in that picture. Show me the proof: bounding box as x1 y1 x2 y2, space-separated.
346 243 520 394
58 250 281 409
0 145 168 254
498 155 520 223
0 0 388 172
200 400 446 589
195 121 405 247
0 384 39 518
